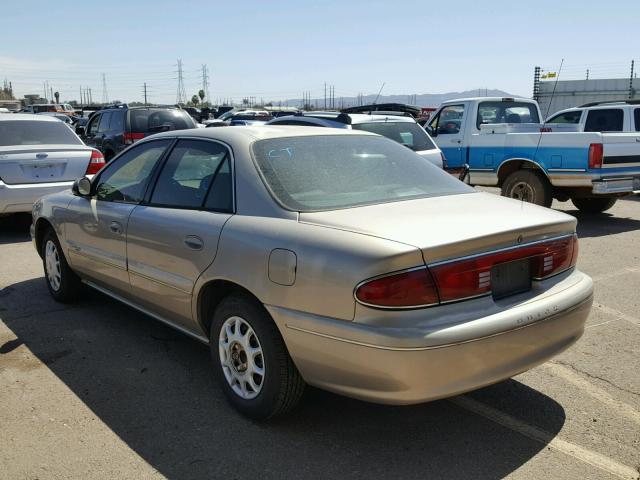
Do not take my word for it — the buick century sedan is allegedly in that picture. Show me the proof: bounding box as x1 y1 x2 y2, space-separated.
31 126 593 419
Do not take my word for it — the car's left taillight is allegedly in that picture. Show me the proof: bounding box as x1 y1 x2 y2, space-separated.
355 268 440 308
85 149 106 175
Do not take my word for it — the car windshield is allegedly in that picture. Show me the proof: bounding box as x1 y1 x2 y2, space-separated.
351 121 437 151
0 120 82 146
129 109 196 133
252 135 471 211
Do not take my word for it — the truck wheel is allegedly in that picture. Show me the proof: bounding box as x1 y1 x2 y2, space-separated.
571 197 617 213
501 170 552 207
210 293 305 420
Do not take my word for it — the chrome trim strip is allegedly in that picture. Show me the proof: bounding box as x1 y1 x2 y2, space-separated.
547 168 586 172
83 280 209 344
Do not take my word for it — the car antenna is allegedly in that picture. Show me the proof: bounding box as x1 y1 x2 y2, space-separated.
529 58 564 208
370 82 386 114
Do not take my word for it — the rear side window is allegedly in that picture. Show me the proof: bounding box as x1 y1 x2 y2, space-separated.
352 122 437 151
150 139 232 211
0 120 82 146
547 111 582 124
635 108 640 132
128 109 196 134
584 109 623 132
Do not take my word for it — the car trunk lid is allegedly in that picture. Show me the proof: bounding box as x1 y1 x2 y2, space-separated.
0 145 93 184
299 192 577 264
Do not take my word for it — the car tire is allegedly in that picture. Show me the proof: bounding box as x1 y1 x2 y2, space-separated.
42 229 82 303
501 170 552 207
571 197 617 213
210 293 305 420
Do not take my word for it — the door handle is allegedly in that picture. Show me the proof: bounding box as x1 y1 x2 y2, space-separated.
184 235 204 250
109 221 123 234
451 139 462 144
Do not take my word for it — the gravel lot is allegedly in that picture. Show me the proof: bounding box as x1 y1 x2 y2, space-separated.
1 195 639 480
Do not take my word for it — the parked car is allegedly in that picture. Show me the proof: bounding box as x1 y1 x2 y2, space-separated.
183 107 206 123
82 105 197 160
267 112 445 168
36 112 74 125
32 126 593 419
427 97 640 212
0 114 105 216
546 100 640 132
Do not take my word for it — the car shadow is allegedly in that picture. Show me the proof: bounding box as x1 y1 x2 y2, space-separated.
0 276 567 480
0 213 32 245
563 209 640 238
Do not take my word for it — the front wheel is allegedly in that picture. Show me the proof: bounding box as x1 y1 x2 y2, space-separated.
210 294 305 420
501 170 553 207
571 197 617 213
42 229 82 303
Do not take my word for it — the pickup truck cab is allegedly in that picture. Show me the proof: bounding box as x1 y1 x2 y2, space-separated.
427 97 640 212
546 100 640 133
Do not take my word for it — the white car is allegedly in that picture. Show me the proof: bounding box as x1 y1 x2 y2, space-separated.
546 100 640 132
0 114 105 216
267 112 445 168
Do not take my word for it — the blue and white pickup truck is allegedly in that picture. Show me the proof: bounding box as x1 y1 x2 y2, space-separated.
426 97 640 212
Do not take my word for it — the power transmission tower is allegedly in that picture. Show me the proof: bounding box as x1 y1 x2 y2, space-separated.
101 73 109 104
175 59 187 105
201 64 211 105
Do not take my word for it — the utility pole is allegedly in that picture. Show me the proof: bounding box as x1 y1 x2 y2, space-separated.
324 82 327 109
175 59 187 105
630 60 635 99
142 83 148 105
586 69 590 80
89 88 93 104
101 73 108 104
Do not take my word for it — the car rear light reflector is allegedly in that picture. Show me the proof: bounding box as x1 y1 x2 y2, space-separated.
355 235 579 309
124 132 145 145
355 268 439 308
588 143 603 169
85 150 106 175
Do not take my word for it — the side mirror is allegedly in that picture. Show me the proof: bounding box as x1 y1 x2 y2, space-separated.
72 177 92 197
76 126 85 135
426 125 436 137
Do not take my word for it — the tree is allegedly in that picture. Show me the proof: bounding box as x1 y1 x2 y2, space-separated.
191 95 199 106
54 91 60 104
198 89 205 104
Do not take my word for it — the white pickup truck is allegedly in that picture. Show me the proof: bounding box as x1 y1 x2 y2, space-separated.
546 100 640 133
426 97 640 213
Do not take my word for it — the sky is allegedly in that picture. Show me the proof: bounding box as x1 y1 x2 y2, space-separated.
1 0 639 105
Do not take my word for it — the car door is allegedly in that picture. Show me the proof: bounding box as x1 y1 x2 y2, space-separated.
126 139 234 331
83 113 103 148
64 139 173 296
428 104 466 167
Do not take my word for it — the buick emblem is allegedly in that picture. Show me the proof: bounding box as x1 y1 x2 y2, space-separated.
36 153 48 159
516 235 523 244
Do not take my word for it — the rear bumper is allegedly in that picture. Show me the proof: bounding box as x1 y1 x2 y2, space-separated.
267 270 593 404
592 175 640 194
0 180 74 214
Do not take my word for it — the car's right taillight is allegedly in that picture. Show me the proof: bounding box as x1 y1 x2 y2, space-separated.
124 132 145 145
588 143 603 169
85 149 105 175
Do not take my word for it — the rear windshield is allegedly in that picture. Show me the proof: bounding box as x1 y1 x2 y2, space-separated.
352 121 437 151
0 120 82 146
477 101 540 128
252 135 471 212
129 109 196 133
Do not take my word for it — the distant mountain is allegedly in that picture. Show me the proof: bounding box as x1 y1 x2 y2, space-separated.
275 89 519 109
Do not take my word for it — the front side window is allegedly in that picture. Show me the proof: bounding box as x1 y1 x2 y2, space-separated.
252 135 472 212
547 110 582 124
150 139 232 210
95 140 171 203
584 109 624 132
429 105 465 135
477 101 539 128
97 112 112 133
352 121 436 151
86 114 100 136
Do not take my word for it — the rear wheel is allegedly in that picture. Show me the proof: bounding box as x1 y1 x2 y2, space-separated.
210 293 305 420
571 197 617 213
42 229 82 303
501 170 552 207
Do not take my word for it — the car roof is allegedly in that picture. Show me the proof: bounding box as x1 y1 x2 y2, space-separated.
348 114 417 124
0 113 59 122
441 96 535 104
269 113 417 126
149 125 376 142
